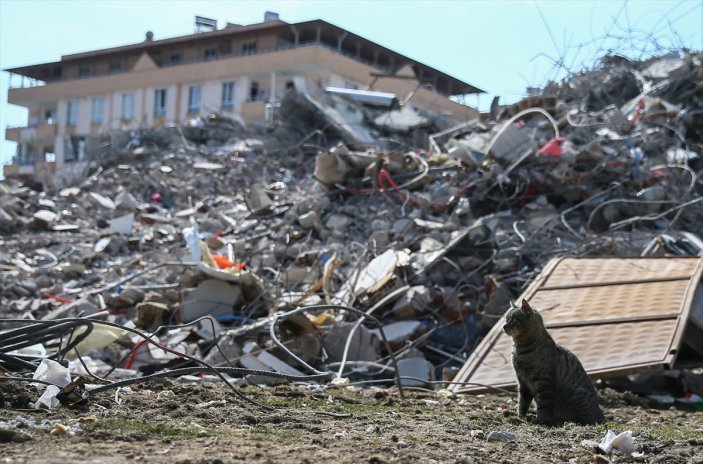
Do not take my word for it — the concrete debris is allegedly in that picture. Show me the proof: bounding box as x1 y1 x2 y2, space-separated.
181 279 243 323
1 51 703 408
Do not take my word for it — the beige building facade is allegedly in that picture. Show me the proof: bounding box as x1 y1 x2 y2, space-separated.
4 15 482 185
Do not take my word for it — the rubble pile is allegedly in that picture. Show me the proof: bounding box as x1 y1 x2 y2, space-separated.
1 51 702 407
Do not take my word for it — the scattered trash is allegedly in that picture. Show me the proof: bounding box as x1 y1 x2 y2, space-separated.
598 430 635 455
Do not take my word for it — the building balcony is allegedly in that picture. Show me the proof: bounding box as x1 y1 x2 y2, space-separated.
3 159 56 179
5 123 57 142
5 127 20 141
3 162 34 177
36 123 58 139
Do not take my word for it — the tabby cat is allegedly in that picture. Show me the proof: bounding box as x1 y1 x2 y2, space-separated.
503 299 604 426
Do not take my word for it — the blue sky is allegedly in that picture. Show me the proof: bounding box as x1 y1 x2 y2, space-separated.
1 0 701 168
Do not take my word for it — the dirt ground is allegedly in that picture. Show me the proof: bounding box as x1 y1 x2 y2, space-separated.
1 380 702 464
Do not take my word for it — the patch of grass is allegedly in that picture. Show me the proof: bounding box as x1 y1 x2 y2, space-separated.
250 394 398 416
248 426 299 443
403 433 422 443
640 424 703 441
95 418 207 439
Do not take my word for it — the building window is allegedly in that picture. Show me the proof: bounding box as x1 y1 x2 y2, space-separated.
242 42 257 55
170 53 181 64
92 97 105 124
154 88 167 116
221 81 235 109
204 48 217 61
45 109 57 124
109 62 122 74
122 93 135 119
249 81 259 101
43 147 56 163
64 140 76 162
79 66 91 78
67 137 85 163
67 100 78 126
188 85 201 113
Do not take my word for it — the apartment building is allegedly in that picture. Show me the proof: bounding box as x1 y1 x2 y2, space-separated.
4 13 483 184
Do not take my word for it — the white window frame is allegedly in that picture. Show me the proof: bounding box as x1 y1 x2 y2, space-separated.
121 92 135 120
67 100 78 126
188 85 201 113
91 97 104 124
221 81 235 109
154 88 167 116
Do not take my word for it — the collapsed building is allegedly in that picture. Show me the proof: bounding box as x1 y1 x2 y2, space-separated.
1 36 702 410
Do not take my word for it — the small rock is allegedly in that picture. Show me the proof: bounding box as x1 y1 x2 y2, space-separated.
61 263 86 277
109 287 146 308
371 219 390 231
453 458 475 464
487 431 516 442
114 191 138 210
368 230 389 247
38 198 56 209
59 187 81 198
391 218 413 235
258 253 277 268
32 210 58 229
331 229 348 240
135 301 169 329
326 214 352 229
367 456 387 464
18 279 38 293
298 211 319 229
339 205 357 216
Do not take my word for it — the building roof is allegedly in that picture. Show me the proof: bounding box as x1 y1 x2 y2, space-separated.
5 18 484 96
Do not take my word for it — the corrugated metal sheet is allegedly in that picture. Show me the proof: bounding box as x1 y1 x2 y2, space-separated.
451 257 703 394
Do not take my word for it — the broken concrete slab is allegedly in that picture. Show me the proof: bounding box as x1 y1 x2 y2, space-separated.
181 279 243 323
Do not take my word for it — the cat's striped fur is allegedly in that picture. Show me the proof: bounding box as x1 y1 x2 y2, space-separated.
503 299 604 426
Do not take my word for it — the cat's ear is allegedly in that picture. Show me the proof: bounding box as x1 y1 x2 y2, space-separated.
521 299 533 315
